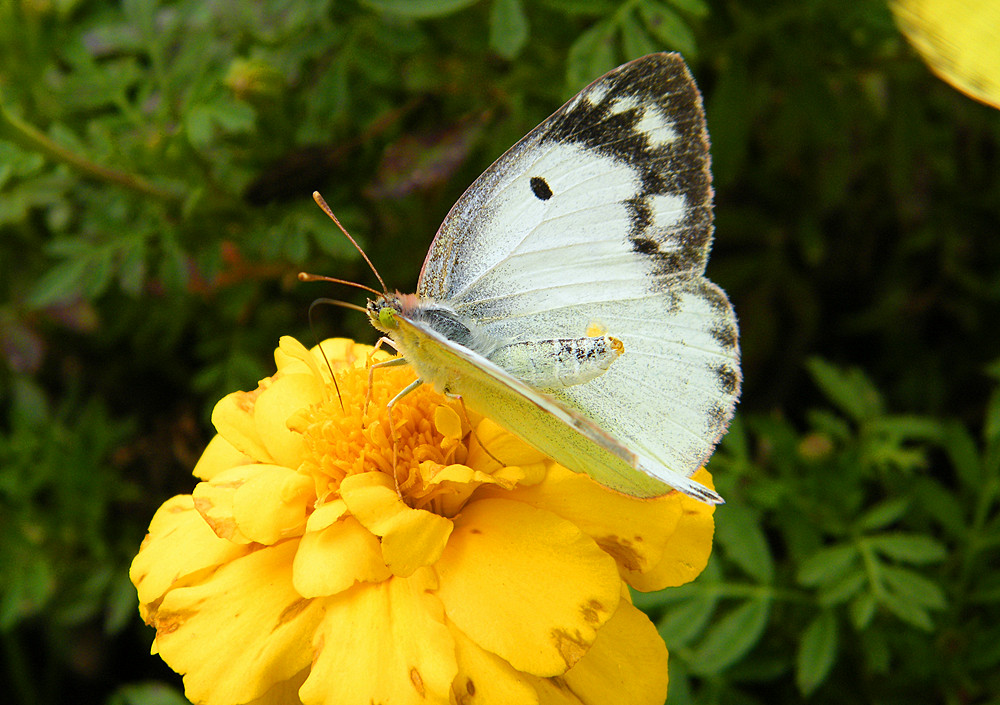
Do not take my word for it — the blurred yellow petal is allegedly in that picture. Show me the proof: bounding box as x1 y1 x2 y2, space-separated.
212 389 275 463
193 434 255 481
154 540 324 705
627 468 716 591
253 373 321 468
130 495 251 621
340 472 453 577
293 515 391 597
450 622 538 705
436 498 620 676
233 465 315 545
301 568 456 705
482 463 683 576
892 0 1000 109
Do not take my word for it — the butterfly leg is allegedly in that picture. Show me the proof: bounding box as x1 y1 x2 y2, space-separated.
364 336 404 414
442 391 505 467
385 377 425 496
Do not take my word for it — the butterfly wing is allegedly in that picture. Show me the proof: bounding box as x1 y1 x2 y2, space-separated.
391 315 721 502
416 53 739 497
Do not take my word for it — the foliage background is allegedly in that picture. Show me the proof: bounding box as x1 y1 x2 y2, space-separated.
2 0 999 703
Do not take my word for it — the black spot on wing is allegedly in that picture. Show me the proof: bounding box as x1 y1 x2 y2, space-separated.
539 53 713 278
632 237 659 255
530 176 553 200
713 363 740 396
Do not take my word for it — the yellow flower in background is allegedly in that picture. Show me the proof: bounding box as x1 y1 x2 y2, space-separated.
130 337 715 705
891 0 1000 110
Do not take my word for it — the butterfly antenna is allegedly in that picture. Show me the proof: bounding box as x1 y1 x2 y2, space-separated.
307 297 368 412
312 191 389 294
297 272 383 297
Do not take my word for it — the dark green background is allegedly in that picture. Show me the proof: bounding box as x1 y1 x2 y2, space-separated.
2 0 998 703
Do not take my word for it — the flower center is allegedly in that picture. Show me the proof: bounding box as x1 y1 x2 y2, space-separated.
293 361 470 505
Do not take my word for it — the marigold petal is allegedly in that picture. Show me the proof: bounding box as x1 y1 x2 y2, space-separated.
193 434 254 481
436 498 621 676
626 468 716 591
481 463 684 577
530 677 585 704
233 465 315 545
253 372 321 468
466 419 547 475
153 540 324 705
191 466 255 543
212 390 275 463
552 599 669 705
293 515 391 597
130 495 251 621
434 404 464 440
300 568 456 705
304 499 348 531
340 472 453 577
450 622 539 705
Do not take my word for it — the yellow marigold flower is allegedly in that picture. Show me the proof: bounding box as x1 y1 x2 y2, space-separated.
130 337 716 705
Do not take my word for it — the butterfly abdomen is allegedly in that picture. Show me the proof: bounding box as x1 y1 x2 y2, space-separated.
489 336 624 390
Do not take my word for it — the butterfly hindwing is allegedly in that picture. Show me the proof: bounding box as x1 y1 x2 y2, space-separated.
390 315 721 501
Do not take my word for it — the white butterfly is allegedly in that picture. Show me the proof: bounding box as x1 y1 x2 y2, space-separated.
366 53 740 504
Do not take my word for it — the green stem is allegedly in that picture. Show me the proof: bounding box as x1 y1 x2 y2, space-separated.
0 99 184 205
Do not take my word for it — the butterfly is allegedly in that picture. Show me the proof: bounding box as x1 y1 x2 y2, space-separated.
365 53 740 504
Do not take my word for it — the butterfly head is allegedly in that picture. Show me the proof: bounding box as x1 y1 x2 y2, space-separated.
366 295 402 333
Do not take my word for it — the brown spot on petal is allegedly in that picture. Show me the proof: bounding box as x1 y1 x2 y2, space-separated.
469 528 482 534
277 598 312 627
154 608 198 635
580 599 607 626
551 628 589 669
455 678 476 705
548 675 571 691
409 667 425 697
595 535 643 571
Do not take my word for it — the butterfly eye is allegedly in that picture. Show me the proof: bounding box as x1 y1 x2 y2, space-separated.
378 306 398 329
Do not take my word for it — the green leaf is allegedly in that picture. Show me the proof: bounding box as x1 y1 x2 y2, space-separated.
637 0 697 57
817 569 867 606
797 544 858 586
881 591 934 630
27 256 92 307
941 420 983 489
489 0 529 59
690 598 770 674
806 357 884 422
868 533 947 564
185 100 255 149
362 0 480 18
566 22 618 91
796 611 838 695
657 591 718 646
107 682 191 705
857 497 911 531
881 565 947 609
620 10 658 60
849 591 876 629
716 502 774 583
667 0 709 17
